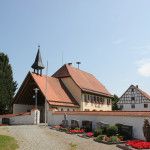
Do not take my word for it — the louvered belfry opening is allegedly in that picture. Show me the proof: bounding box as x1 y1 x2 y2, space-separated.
31 45 45 76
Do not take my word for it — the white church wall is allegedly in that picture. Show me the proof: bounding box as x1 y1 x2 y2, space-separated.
13 104 43 114
0 109 40 125
48 110 148 140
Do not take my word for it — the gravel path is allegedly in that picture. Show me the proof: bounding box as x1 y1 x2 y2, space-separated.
5 125 122 150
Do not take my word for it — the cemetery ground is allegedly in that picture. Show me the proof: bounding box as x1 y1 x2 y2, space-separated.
0 125 121 150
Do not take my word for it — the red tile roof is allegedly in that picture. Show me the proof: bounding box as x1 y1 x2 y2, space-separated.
133 85 150 100
52 64 113 98
52 111 150 117
0 112 31 118
31 72 79 108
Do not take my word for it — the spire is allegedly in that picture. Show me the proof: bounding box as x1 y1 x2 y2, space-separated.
31 45 45 75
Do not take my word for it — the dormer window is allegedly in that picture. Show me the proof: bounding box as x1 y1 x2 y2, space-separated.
131 89 134 92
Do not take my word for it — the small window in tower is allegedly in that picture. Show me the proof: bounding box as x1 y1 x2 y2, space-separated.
144 104 148 108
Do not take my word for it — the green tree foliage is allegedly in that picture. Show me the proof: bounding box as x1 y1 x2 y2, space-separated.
112 94 120 110
0 53 17 114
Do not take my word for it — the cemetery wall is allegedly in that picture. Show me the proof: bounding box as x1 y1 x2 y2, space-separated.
48 109 150 140
0 109 40 125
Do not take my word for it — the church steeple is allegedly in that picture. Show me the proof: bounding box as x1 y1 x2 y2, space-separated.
31 45 45 76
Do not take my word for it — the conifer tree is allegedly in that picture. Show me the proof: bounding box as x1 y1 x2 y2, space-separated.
0 53 17 114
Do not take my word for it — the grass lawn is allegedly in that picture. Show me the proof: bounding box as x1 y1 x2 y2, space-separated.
0 135 19 150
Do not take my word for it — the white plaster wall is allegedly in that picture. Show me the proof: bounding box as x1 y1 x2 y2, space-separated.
48 112 148 140
118 104 150 111
0 110 40 125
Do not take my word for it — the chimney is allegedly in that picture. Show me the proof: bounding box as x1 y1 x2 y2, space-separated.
136 85 138 88
68 63 72 65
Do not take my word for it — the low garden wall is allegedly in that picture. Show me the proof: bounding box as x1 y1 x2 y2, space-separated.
0 108 40 125
48 109 150 140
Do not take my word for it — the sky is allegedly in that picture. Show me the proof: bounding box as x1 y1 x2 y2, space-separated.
1 0 150 97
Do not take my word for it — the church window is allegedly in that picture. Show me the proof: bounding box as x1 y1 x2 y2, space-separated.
94 96 96 102
97 97 100 102
84 94 87 102
144 104 148 108
91 96 93 102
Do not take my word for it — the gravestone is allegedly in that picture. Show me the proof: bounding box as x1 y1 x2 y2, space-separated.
82 120 92 132
71 120 79 129
62 120 68 128
116 123 133 140
2 118 10 125
96 121 109 129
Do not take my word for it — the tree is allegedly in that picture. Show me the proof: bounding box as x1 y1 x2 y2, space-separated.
0 53 17 114
112 94 120 110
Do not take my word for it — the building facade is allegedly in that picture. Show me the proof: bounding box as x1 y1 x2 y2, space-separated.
117 85 150 111
13 48 113 122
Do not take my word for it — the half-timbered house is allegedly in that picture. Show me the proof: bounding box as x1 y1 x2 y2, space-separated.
117 85 150 110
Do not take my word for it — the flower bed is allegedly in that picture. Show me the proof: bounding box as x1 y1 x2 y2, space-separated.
0 124 6 126
69 129 85 134
86 132 94 137
125 140 150 149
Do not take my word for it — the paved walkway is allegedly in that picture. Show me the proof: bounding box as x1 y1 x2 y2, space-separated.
0 125 122 150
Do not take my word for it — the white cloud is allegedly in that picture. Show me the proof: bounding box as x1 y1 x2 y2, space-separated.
137 58 150 77
113 39 124 45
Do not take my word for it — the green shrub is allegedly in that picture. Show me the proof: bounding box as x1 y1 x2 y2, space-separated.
60 128 68 132
93 129 103 137
106 126 118 137
108 136 119 143
74 127 80 130
95 135 107 142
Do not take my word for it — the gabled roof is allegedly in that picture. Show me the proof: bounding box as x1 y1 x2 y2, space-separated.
52 64 113 98
134 85 150 100
31 72 79 107
119 85 150 101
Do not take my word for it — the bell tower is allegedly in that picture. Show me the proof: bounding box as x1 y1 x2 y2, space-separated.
31 45 45 76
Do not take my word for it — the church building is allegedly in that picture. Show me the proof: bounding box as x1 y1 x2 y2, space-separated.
13 46 113 122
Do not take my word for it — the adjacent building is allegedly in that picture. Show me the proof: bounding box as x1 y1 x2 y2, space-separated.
117 85 150 111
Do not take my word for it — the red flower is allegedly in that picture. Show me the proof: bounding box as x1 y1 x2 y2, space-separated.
105 137 110 141
86 100 90 103
125 140 150 149
92 101 95 103
86 132 94 137
96 101 99 104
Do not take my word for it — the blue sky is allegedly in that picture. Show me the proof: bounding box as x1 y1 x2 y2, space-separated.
1 0 150 97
